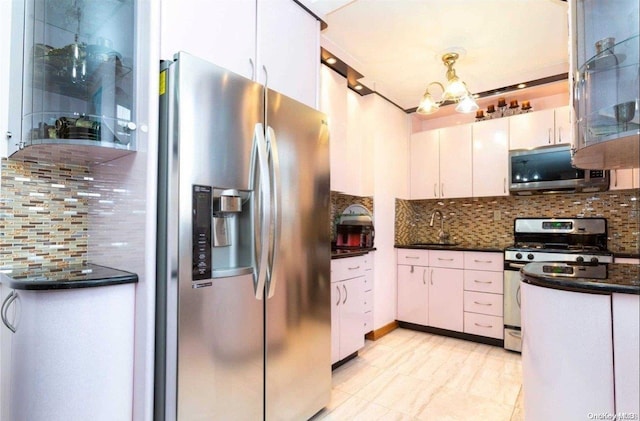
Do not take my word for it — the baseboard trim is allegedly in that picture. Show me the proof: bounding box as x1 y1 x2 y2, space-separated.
397 321 504 348
364 321 399 341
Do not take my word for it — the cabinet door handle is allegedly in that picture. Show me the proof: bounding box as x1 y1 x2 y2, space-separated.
430 269 434 285
548 128 552 144
558 126 563 142
473 301 492 306
343 284 348 304
422 268 426 285
474 322 493 328
405 256 420 260
434 183 437 197
503 177 507 194
473 280 492 284
473 259 493 264
249 58 255 80
438 258 454 261
336 285 341 306
348 266 361 270
262 65 269 87
1 291 18 333
440 183 444 197
410 265 414 274
614 170 618 187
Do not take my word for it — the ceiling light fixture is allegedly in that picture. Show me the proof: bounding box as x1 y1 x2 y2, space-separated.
416 52 479 115
326 57 337 65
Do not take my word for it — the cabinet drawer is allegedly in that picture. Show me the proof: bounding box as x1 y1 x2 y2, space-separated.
429 250 463 268
363 289 373 312
364 311 373 333
464 252 503 271
331 255 366 281
464 312 504 339
363 253 374 270
464 270 503 294
464 291 503 316
363 272 373 291
397 249 429 266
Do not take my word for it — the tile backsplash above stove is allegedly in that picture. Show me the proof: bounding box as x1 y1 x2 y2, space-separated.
396 190 639 255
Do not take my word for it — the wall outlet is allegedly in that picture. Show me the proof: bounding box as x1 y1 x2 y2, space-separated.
493 210 501 221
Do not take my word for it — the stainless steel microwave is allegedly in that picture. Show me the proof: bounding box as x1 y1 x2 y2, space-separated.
509 144 609 194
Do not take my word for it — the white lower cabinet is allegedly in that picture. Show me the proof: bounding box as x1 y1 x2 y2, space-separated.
462 252 504 339
396 249 464 333
428 266 464 332
612 293 640 414
362 253 374 334
397 263 429 325
397 249 504 340
331 256 365 364
521 282 615 420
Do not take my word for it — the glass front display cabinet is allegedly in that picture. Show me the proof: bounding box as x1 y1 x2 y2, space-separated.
10 0 136 164
571 0 639 169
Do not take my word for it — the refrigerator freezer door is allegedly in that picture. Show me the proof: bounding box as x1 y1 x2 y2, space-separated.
264 89 331 420
158 52 265 420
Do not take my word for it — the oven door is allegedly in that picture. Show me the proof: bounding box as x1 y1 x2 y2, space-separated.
504 262 524 352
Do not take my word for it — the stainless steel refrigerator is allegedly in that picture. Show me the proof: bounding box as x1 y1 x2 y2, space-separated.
155 52 331 420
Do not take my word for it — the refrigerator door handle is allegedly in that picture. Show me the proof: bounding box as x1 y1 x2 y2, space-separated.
250 123 272 300
1 290 18 333
265 126 281 299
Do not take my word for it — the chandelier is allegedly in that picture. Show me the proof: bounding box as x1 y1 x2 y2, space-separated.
416 52 479 115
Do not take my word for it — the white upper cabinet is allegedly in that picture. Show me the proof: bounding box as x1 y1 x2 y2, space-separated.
160 0 256 79
410 124 472 199
610 168 640 190
509 106 571 150
257 0 319 107
472 118 509 197
439 124 473 198
410 130 439 199
320 65 350 192
160 0 319 108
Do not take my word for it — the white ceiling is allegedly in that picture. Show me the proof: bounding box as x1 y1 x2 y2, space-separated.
315 0 570 111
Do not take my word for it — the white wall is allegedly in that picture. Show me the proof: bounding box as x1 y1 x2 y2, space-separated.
368 95 410 330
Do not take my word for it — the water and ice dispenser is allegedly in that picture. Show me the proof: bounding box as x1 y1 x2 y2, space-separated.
192 185 253 281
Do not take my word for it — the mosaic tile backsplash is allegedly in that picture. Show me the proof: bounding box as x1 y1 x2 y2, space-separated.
396 190 640 255
0 159 89 269
0 155 148 272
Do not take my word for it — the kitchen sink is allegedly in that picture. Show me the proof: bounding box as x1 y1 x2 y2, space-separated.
411 242 459 247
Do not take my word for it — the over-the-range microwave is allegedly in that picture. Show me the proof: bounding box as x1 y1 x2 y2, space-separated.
509 144 609 195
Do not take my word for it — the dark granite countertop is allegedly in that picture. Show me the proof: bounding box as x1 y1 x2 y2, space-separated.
0 263 138 290
395 244 504 253
331 248 376 259
522 262 639 295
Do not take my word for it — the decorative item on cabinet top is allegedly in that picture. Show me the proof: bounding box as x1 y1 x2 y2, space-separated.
476 98 532 121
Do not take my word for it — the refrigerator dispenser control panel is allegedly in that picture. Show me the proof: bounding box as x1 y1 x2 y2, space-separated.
192 185 212 280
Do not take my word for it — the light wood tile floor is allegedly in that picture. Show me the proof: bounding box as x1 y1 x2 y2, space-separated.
313 328 524 421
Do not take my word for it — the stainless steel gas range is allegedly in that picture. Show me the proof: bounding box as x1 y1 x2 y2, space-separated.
503 217 613 352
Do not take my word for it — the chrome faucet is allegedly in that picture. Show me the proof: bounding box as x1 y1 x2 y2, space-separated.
429 209 450 244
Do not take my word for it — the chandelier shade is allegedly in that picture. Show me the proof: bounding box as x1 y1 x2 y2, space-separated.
416 51 479 115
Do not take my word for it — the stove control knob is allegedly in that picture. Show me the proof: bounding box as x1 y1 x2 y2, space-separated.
576 256 584 263
527 254 534 260
515 253 523 260
590 257 599 264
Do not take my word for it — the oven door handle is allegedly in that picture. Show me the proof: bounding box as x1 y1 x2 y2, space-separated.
506 262 527 269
